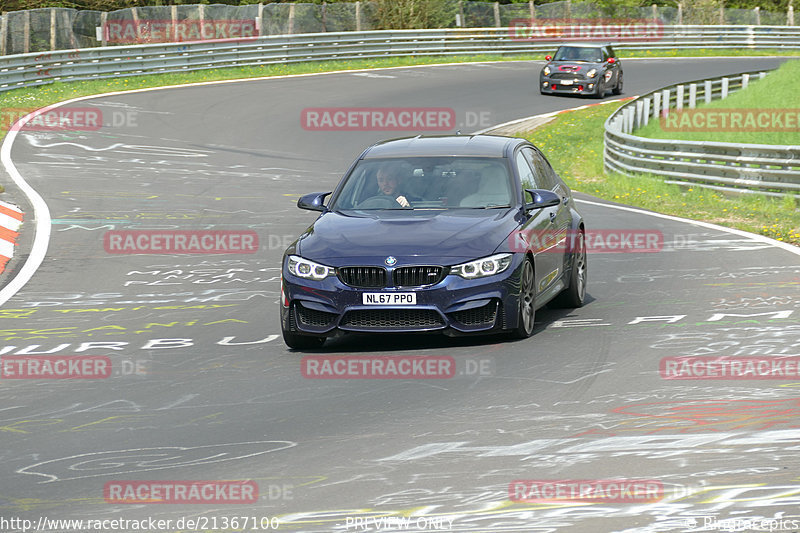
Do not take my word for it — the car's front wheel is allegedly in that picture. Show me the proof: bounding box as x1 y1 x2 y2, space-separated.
282 329 326 350
593 79 605 99
550 228 587 308
510 257 536 339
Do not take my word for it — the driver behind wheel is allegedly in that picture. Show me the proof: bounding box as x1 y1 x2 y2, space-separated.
376 165 411 207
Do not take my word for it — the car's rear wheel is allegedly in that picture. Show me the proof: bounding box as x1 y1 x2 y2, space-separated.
612 73 623 95
510 257 535 339
550 228 587 308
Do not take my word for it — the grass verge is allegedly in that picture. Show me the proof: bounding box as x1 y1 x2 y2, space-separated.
636 59 800 144
522 101 800 246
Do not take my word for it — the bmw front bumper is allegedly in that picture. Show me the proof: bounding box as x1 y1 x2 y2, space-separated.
280 255 526 337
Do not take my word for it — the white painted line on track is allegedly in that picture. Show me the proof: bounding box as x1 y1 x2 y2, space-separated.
0 118 50 306
575 198 800 257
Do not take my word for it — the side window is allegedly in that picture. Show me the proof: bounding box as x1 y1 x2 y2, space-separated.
515 151 537 199
521 147 556 190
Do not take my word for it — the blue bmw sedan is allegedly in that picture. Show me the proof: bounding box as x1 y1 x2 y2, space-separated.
280 135 586 349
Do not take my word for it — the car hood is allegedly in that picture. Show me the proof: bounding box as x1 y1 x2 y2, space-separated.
296 209 521 265
546 62 598 75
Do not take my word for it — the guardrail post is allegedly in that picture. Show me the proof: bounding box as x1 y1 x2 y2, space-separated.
625 106 635 133
755 7 761 25
635 100 644 129
742 73 750 89
661 89 670 116
50 8 56 51
677 3 682 25
171 5 178 41
653 91 661 119
790 4 795 25
643 98 651 126
688 83 696 109
132 7 140 30
676 85 684 110
23 10 31 54
493 2 501 28
100 12 107 46
355 1 361 32
289 3 296 34
651 4 658 20
704 80 712 103
0 15 6 56
721 77 729 99
529 0 535 21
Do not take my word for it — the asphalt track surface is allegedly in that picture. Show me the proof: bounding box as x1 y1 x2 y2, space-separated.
1 57 799 532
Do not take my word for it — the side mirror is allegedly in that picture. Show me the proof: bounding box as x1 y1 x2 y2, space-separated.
607 57 616 64
524 189 561 211
297 192 331 212
545 55 552 61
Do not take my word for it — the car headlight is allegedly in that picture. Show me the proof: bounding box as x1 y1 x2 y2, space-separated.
586 69 597 78
451 253 513 279
543 66 551 76
287 255 334 280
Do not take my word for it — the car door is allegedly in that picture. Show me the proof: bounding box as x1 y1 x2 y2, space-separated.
527 147 576 281
603 45 619 86
514 147 562 295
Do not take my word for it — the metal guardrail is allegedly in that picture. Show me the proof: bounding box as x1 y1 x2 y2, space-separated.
604 70 800 197
2 26 800 94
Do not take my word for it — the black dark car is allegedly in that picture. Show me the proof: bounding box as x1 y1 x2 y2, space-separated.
539 43 622 98
280 135 587 349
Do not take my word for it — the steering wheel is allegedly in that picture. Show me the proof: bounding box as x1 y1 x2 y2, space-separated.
357 195 405 208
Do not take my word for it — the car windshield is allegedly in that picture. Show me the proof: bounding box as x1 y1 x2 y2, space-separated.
554 46 603 62
329 156 514 210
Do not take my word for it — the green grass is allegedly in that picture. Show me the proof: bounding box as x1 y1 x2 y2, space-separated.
636 59 800 144
522 101 800 247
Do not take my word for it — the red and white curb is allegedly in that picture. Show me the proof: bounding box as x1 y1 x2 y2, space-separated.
0 199 23 273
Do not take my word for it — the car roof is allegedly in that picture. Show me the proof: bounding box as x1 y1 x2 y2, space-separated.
556 43 612 48
363 135 522 159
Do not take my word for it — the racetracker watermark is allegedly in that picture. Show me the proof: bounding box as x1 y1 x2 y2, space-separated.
1 356 111 379
301 107 456 131
509 479 664 503
104 230 259 254
509 229 663 254
661 108 800 132
1 107 102 132
302 356 457 379
102 20 256 44
661 356 800 380
103 480 258 504
688 516 800 532
509 18 663 41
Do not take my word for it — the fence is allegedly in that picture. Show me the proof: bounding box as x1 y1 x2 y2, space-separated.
1 0 797 55
604 72 800 198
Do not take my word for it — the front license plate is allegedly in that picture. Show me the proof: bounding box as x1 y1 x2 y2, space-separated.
561 80 573 85
363 293 416 305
